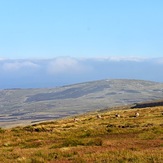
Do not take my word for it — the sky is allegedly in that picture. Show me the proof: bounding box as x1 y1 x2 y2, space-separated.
0 1 163 88
0 0 163 59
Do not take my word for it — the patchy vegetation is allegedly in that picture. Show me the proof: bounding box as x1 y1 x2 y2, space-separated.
0 105 163 162
1 79 163 128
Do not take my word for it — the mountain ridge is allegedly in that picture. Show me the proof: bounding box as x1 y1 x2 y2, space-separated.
0 79 163 128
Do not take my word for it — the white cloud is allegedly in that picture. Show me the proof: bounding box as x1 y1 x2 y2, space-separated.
84 56 148 62
47 57 92 74
107 56 147 62
0 58 7 61
2 61 39 71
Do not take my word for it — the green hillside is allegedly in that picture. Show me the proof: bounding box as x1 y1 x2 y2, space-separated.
1 79 163 128
0 104 163 162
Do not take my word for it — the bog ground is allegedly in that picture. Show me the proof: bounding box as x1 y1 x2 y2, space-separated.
0 104 163 162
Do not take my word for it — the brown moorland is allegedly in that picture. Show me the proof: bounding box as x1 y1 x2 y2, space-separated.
0 105 163 162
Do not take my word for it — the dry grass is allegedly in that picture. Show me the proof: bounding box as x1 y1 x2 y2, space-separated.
0 106 163 162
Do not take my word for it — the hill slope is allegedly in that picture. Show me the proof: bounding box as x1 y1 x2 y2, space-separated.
0 79 163 127
0 105 163 162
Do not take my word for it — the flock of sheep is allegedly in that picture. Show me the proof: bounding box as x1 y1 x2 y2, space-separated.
74 111 140 122
73 107 163 123
114 112 140 118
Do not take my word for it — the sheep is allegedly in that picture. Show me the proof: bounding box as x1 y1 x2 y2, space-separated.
74 117 80 122
115 113 120 118
135 112 139 117
97 114 102 119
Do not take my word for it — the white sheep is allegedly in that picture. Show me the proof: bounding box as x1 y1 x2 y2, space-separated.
97 114 102 119
115 113 120 118
135 112 139 117
74 117 80 122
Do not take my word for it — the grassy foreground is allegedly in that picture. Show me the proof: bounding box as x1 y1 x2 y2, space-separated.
0 106 163 163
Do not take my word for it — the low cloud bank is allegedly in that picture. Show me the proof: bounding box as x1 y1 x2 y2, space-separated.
2 61 39 71
0 57 163 89
47 57 92 74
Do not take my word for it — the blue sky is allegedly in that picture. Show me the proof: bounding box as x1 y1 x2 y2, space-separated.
0 0 163 59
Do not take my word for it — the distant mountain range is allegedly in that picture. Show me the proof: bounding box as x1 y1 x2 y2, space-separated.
0 79 163 128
